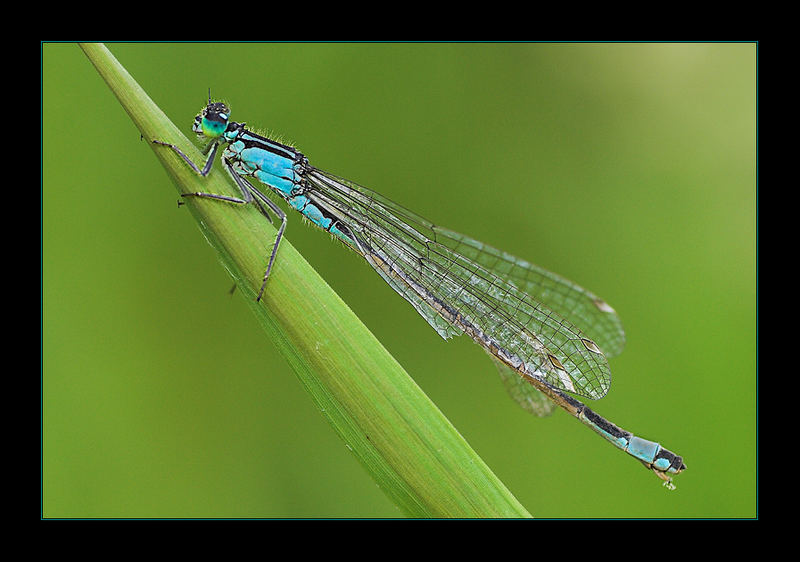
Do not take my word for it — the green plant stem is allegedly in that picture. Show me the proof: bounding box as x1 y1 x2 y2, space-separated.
79 42 531 518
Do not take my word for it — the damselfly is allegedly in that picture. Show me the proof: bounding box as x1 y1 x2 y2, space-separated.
153 96 686 488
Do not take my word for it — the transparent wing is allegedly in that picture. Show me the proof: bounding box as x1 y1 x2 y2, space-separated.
434 226 625 358
304 167 618 400
493 359 556 417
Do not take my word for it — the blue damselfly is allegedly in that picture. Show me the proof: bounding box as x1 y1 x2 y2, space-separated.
153 96 686 488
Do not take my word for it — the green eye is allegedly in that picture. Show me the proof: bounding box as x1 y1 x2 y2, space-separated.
201 116 227 138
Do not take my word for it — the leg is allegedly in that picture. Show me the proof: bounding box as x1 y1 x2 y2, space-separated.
177 150 256 207
153 133 287 301
223 162 288 302
152 138 221 177
152 137 252 205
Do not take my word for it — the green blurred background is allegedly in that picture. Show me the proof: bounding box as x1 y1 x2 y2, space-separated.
42 43 756 518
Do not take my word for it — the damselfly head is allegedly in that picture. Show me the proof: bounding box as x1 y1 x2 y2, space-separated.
192 102 230 139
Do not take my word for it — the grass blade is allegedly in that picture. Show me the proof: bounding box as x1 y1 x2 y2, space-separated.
79 42 531 518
